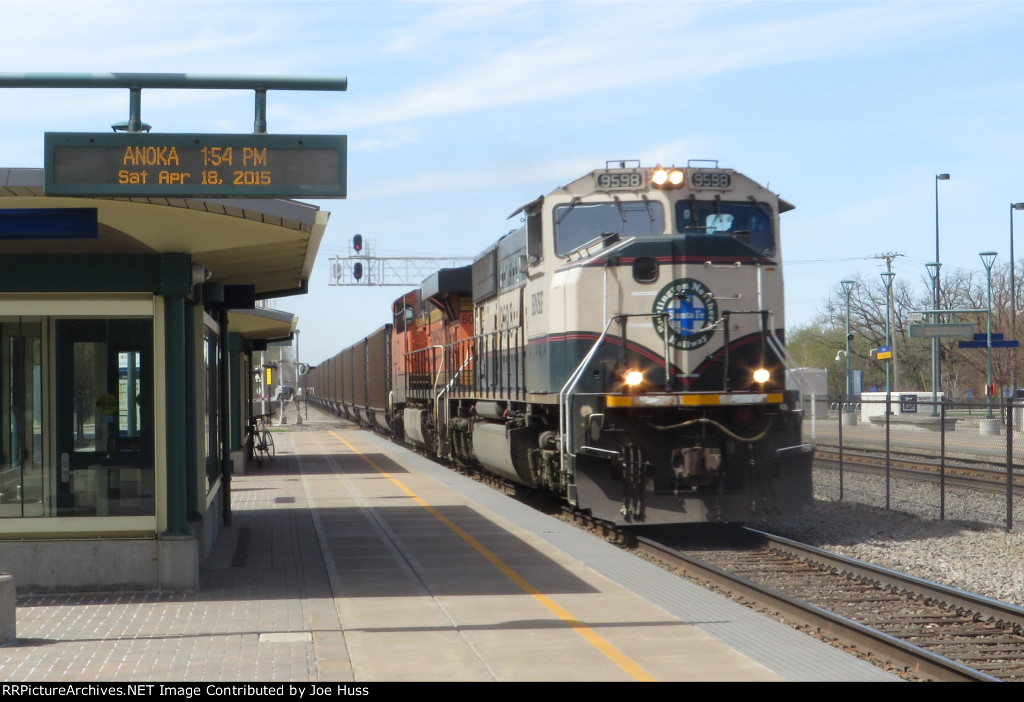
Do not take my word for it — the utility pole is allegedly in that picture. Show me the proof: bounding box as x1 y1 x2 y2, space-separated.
873 252 904 393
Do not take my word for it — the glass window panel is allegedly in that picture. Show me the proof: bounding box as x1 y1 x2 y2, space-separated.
205 327 220 492
0 321 43 518
675 200 776 255
553 200 665 257
56 319 154 517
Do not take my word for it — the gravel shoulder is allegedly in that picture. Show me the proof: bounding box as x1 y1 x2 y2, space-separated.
765 496 1024 607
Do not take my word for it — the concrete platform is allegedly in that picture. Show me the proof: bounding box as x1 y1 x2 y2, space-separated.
867 414 959 431
1 410 897 682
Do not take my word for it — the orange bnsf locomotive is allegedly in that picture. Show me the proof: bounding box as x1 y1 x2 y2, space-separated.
308 160 813 525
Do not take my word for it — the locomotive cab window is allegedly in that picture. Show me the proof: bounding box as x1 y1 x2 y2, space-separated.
526 211 543 264
675 200 775 255
553 200 665 257
393 305 414 333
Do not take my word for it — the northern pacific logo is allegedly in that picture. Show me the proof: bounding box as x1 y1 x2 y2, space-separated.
652 278 719 350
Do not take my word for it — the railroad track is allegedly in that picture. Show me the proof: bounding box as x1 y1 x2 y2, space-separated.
624 525 1024 681
815 446 1024 487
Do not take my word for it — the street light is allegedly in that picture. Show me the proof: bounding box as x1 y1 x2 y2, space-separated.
935 173 950 262
840 279 856 416
934 173 950 408
881 271 895 406
1011 203 1024 394
925 261 941 416
294 329 303 425
981 251 998 419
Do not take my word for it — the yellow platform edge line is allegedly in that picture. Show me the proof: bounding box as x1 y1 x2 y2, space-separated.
329 430 657 682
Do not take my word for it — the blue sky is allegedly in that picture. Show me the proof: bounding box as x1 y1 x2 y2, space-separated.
2 0 1023 364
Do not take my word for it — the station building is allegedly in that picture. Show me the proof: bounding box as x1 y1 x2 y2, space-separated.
0 167 327 591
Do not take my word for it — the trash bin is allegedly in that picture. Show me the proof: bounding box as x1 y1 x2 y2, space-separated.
1013 389 1024 431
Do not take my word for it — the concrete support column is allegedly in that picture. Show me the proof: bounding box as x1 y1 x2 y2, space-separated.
163 293 189 536
0 574 14 644
218 309 232 526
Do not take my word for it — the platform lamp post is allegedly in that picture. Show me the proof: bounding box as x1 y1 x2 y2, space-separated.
934 174 950 281
294 329 303 425
841 279 856 415
881 271 895 408
926 262 941 416
1011 203 1024 395
981 251 998 419
934 174 950 411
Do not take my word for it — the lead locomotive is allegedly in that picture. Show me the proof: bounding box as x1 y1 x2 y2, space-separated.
309 160 813 525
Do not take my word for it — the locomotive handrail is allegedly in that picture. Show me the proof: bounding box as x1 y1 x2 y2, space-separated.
752 264 802 374
467 324 525 402
436 346 474 400
429 344 447 397
718 309 769 392
767 324 796 371
434 345 475 454
557 312 671 476
429 342 461 454
559 315 618 476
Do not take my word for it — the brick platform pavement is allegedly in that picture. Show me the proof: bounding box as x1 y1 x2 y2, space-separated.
0 414 353 682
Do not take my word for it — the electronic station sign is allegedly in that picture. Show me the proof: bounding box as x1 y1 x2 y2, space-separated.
44 132 347 198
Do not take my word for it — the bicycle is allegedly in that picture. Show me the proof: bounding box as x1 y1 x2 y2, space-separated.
246 416 275 462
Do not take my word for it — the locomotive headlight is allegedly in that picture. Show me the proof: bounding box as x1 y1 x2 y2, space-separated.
651 168 684 188
752 367 771 384
624 370 644 387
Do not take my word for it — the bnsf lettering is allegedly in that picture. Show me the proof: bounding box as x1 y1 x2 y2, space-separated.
122 146 181 166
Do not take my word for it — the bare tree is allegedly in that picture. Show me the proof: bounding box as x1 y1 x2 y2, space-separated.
799 262 1021 401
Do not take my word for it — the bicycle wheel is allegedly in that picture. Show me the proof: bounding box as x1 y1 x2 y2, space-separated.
262 430 275 459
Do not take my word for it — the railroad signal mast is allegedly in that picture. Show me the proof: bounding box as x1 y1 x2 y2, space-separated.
328 235 472 286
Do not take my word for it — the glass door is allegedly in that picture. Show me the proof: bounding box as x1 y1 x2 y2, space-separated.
55 319 154 517
0 320 43 517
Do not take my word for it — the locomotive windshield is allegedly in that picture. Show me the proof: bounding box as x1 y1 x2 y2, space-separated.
553 200 665 256
675 200 775 255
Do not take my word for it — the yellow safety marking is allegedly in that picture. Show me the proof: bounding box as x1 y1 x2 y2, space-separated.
605 392 784 408
329 430 657 682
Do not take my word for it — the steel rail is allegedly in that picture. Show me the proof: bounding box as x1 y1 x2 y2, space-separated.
632 531 1003 682
752 528 1024 637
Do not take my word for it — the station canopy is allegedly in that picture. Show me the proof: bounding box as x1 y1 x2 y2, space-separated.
0 167 327 342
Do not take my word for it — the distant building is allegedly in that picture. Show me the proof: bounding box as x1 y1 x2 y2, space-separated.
787 367 827 398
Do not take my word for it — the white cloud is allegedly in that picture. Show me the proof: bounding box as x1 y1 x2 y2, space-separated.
314 0 986 134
